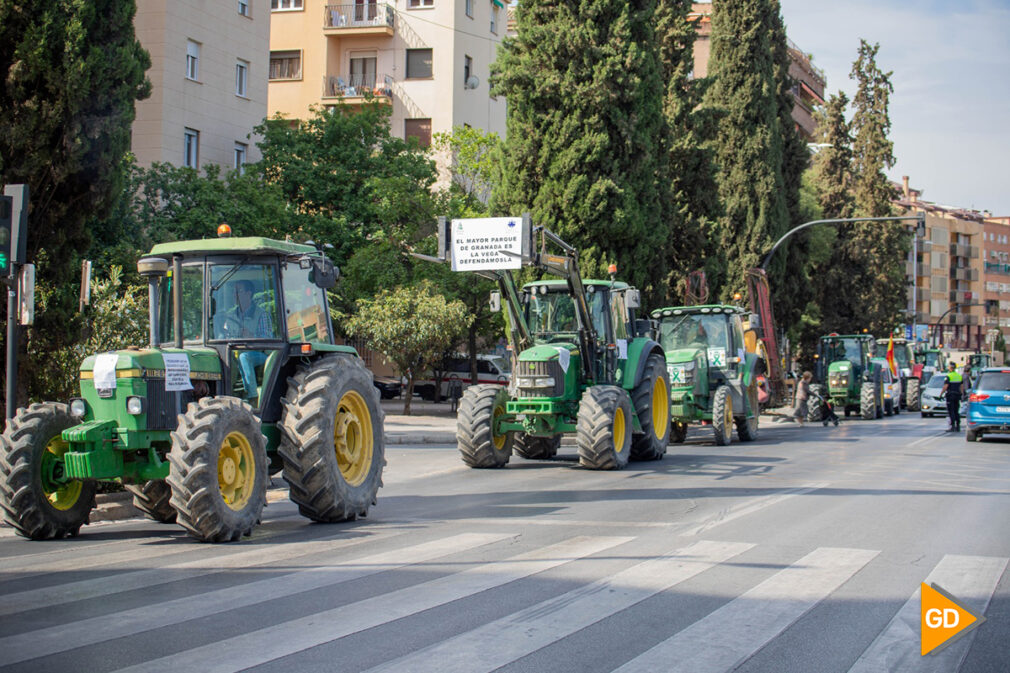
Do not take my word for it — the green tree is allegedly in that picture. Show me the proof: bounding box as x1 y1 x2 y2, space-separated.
811 92 854 220
0 0 151 405
255 103 437 268
432 125 502 208
701 0 797 307
345 281 472 415
654 0 718 295
491 0 670 299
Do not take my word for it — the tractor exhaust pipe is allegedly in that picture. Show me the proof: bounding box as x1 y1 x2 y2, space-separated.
173 255 183 349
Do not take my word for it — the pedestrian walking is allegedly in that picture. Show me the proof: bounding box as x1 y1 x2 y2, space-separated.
792 371 813 426
940 362 964 432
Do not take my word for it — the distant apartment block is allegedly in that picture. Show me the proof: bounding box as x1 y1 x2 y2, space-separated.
267 0 506 154
688 1 826 141
897 178 990 350
132 0 270 172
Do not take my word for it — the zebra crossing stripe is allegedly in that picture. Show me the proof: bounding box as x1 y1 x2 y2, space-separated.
0 532 511 667
613 547 879 673
363 539 755 673
848 554 1007 673
0 526 405 618
107 535 633 673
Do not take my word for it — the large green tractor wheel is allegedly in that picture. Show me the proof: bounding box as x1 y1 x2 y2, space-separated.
167 396 268 542
0 402 97 540
457 385 513 468
576 386 632 470
125 480 176 523
736 385 760 442
806 384 825 423
670 421 688 444
712 385 733 446
860 381 877 420
279 355 385 522
513 433 560 460
630 353 671 461
905 378 921 411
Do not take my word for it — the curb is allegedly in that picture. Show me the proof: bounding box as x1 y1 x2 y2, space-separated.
384 433 456 445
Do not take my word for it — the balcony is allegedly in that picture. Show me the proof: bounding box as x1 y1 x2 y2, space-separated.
950 267 979 281
323 3 394 36
915 288 930 302
950 290 973 304
949 243 979 259
322 74 394 104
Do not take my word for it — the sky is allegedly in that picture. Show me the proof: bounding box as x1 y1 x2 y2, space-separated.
778 0 1010 215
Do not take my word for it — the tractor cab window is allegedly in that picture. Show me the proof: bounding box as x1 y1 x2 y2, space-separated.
825 339 863 367
525 287 609 343
159 264 204 343
658 314 729 352
892 345 911 369
609 291 628 341
209 263 281 341
916 351 940 368
282 262 330 342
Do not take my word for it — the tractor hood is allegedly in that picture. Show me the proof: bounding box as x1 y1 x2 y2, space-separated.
519 343 578 362
80 347 222 380
665 347 704 365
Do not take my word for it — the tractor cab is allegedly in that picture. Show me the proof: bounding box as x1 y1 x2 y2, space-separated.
914 348 947 385
817 335 874 391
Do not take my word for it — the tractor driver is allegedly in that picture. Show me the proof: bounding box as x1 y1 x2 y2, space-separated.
217 279 274 403
687 322 709 348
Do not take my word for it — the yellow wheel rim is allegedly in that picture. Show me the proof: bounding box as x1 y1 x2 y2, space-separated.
42 437 82 511
613 406 626 452
724 395 733 440
652 376 669 435
334 390 374 486
492 404 507 451
218 431 255 511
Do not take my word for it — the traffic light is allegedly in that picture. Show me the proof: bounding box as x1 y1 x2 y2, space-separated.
0 195 12 277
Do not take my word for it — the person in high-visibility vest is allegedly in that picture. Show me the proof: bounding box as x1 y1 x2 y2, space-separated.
940 362 964 432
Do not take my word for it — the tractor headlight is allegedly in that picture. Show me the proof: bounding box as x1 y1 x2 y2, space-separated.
126 396 145 415
517 376 555 389
69 398 87 418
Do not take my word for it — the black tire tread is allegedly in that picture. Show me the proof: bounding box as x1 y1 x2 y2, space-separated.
279 355 386 522
576 386 632 470
860 382 876 420
512 433 560 460
0 402 97 540
712 386 732 446
125 480 177 523
906 378 921 411
630 354 670 461
456 384 512 468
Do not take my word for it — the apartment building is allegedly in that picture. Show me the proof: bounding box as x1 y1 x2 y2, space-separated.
132 0 271 172
898 179 985 350
981 216 1010 339
688 2 826 141
267 0 506 152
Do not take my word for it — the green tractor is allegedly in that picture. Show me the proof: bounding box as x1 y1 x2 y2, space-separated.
812 334 884 420
966 353 992 385
424 218 669 470
0 234 385 542
651 305 761 445
914 347 947 386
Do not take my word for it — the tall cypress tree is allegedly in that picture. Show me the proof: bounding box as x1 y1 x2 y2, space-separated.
0 0 151 403
654 0 718 300
846 40 906 336
701 0 793 304
812 92 854 220
491 0 669 298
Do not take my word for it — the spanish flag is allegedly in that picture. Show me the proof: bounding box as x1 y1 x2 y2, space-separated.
886 334 898 377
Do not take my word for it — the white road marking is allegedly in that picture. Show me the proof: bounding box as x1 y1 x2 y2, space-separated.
848 554 1008 673
0 532 512 666
364 539 755 673
614 546 878 673
108 535 633 673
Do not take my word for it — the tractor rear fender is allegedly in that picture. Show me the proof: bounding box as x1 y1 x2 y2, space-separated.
622 339 665 391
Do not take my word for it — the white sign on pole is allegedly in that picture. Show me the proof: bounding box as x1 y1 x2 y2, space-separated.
163 353 194 392
450 217 523 271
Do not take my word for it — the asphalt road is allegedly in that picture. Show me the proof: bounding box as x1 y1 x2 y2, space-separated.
0 413 1008 673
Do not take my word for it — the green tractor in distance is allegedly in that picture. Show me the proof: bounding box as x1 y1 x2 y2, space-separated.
423 217 669 470
651 305 761 446
914 348 947 386
966 352 992 384
812 334 883 420
0 233 385 542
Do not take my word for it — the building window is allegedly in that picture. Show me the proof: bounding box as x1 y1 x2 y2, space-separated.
186 40 200 80
464 55 472 85
405 118 432 148
408 0 433 7
236 60 249 96
269 50 302 80
406 48 433 79
271 0 303 10
491 6 498 33
184 128 200 168
234 142 248 174
350 55 377 88
465 0 472 17
238 0 250 16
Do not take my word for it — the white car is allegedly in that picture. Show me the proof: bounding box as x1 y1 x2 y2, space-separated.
881 367 902 416
919 375 947 418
